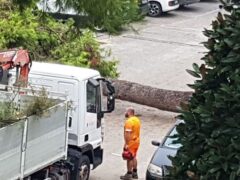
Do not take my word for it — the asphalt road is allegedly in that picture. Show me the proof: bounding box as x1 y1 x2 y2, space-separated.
92 1 221 179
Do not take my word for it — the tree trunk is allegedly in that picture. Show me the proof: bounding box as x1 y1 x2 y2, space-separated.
108 80 193 113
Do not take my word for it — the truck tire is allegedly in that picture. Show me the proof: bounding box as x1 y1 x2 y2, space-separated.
79 155 90 180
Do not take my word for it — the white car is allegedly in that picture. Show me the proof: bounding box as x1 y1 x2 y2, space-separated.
148 0 179 17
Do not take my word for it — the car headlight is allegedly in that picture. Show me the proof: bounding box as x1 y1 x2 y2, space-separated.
147 163 163 177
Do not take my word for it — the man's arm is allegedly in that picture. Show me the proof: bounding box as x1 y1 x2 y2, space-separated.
124 131 132 145
124 122 133 149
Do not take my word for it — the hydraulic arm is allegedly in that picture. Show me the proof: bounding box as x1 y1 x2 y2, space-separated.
0 49 31 86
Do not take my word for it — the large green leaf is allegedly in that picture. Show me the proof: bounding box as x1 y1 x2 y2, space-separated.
209 166 221 173
192 63 200 73
186 69 201 78
230 171 236 180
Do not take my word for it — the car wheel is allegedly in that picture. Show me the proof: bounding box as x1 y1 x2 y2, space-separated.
148 1 162 17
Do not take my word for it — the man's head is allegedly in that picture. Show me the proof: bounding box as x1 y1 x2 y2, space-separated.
125 107 135 118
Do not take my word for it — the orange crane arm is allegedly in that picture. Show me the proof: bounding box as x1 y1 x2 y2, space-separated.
0 49 31 86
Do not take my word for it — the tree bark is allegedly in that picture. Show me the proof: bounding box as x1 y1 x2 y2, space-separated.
108 80 193 113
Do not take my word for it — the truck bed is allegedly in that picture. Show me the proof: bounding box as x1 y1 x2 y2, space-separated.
0 92 68 180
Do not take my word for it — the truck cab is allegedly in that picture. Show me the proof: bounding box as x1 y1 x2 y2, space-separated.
5 62 115 180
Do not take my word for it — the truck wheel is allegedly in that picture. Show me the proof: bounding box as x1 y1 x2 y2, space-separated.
79 155 90 180
148 1 162 17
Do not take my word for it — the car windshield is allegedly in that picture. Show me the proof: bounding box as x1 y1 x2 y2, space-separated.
163 127 182 149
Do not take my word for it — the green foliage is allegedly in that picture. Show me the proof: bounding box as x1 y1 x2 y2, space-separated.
23 88 56 116
94 60 119 79
72 0 142 33
0 3 119 78
12 0 142 34
52 30 119 78
12 0 38 9
0 89 56 128
52 30 99 67
0 102 18 128
0 9 59 59
171 3 240 180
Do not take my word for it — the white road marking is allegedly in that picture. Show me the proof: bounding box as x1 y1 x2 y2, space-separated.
112 153 121 157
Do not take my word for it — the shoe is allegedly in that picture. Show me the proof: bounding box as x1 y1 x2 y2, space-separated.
132 172 138 179
120 173 132 180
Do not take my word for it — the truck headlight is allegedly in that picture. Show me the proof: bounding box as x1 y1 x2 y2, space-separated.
147 163 163 177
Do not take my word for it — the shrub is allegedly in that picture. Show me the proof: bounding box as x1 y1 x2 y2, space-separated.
0 4 119 78
171 2 240 179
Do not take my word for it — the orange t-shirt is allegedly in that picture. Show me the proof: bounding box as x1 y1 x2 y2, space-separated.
124 116 141 148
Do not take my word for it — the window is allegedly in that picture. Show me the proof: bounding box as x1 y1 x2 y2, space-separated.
163 127 182 149
87 81 99 113
0 70 9 85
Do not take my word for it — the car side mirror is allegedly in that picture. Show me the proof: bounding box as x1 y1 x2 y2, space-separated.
152 140 160 146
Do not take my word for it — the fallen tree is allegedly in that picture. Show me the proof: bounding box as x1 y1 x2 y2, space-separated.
107 80 193 113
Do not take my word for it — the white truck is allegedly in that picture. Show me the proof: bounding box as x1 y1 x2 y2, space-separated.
0 61 116 180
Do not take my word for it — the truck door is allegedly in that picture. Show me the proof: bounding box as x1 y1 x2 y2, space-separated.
84 79 101 147
57 81 79 145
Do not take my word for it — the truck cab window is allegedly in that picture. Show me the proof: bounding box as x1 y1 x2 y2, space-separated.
0 70 9 86
87 81 99 113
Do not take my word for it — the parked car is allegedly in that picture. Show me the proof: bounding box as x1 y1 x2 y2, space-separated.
178 0 200 7
146 122 182 179
148 0 179 17
139 0 150 15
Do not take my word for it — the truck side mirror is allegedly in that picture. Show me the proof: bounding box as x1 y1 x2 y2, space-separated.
0 67 3 81
97 78 115 113
106 94 115 113
104 80 115 113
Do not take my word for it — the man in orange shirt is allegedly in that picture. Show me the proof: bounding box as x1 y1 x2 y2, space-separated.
120 107 141 180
